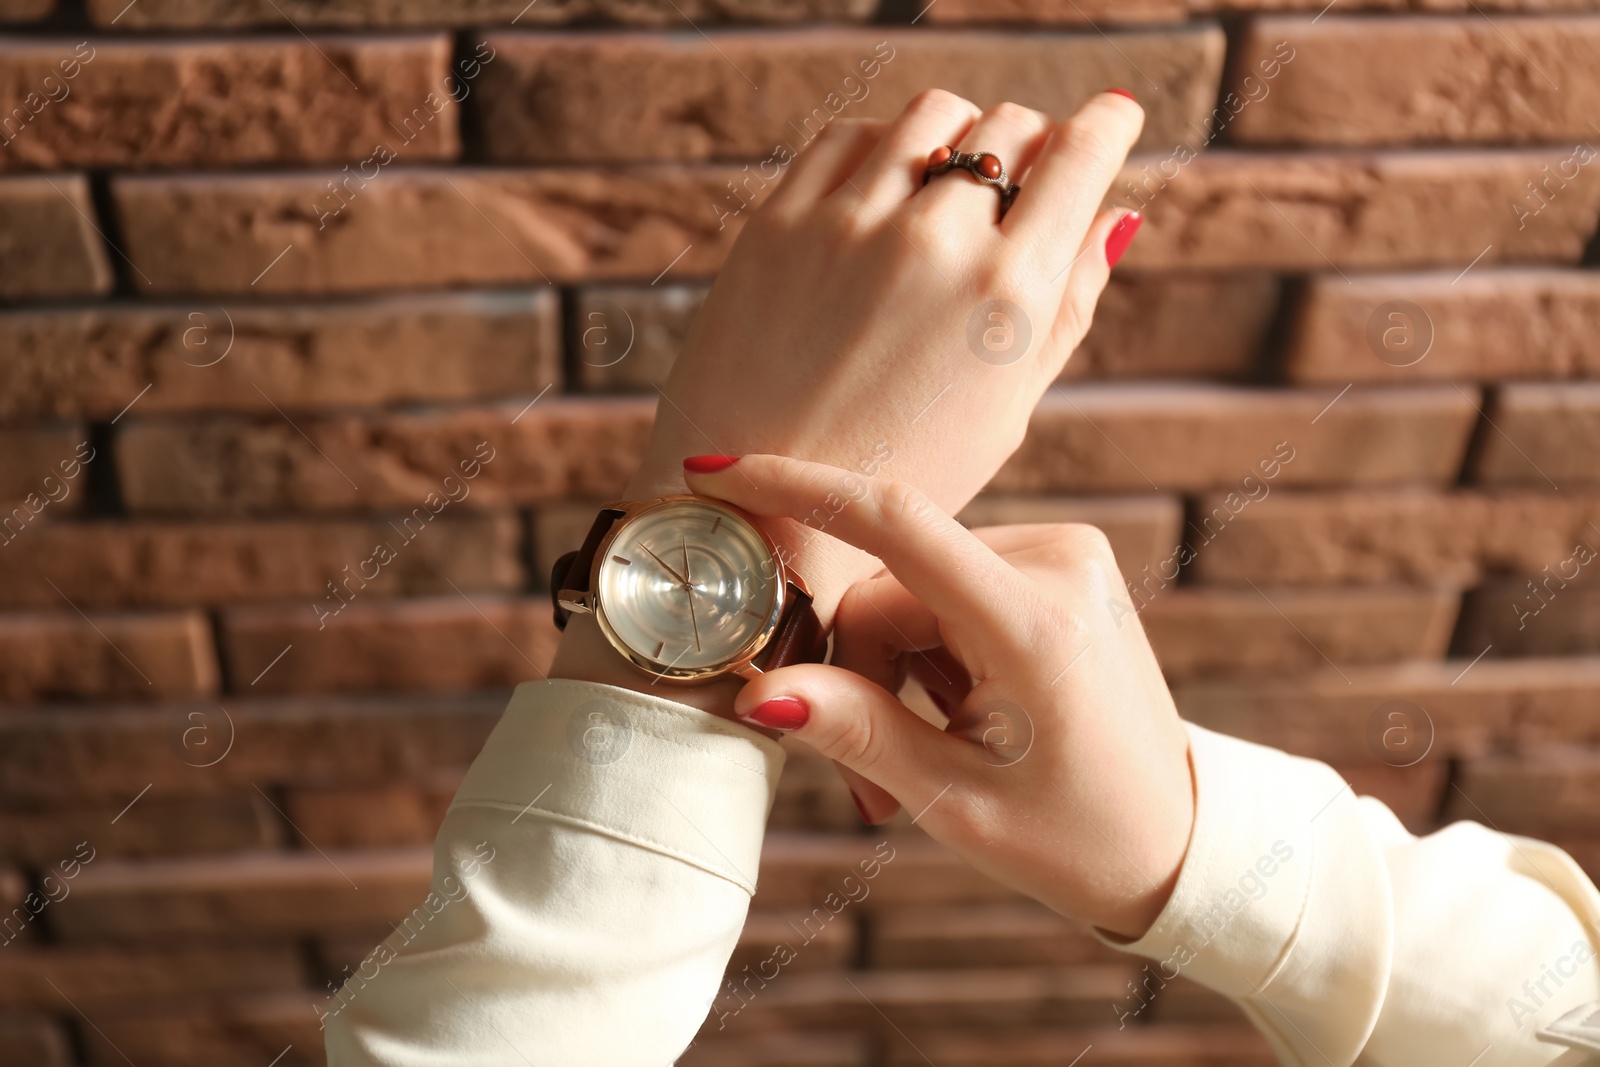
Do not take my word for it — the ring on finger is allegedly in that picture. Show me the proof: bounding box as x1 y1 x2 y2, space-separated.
923 145 1020 219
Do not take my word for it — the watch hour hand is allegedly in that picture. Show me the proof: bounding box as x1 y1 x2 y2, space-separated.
640 543 687 585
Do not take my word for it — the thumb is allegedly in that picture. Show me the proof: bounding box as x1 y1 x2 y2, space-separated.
733 663 969 820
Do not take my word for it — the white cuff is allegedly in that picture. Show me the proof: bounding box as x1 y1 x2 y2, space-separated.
449 679 786 895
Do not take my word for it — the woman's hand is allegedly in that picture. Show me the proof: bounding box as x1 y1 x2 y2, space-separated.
625 88 1146 617
684 454 1195 941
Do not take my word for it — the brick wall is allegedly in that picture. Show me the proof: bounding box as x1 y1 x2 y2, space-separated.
2 1 1598 1064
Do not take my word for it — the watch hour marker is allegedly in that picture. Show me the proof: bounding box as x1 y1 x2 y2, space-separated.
742 609 764 619
611 555 632 565
654 640 666 657
710 516 723 534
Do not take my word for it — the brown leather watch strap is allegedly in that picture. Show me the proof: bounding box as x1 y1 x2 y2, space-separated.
550 506 626 631
757 583 828 670
549 505 827 670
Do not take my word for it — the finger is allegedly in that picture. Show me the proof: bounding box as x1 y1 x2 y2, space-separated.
841 88 982 211
1002 90 1144 254
1049 207 1129 376
684 455 1035 662
830 572 942 687
835 764 901 825
917 101 1052 224
732 663 972 815
908 646 972 716
763 118 888 215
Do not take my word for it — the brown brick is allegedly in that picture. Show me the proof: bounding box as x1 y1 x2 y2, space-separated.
956 494 1184 580
922 0 1186 22
1186 489 1600 586
55 848 433 942
886 1026 1276 1066
112 168 754 295
1121 150 1600 271
285 773 462 849
1449 747 1600 837
1457 571 1600 658
0 1014 71 1066
118 398 652 515
81 991 322 1067
0 291 559 421
1230 16 1600 146
0 0 54 22
1197 0 1600 9
0 694 505 803
1286 270 1600 383
754 833 1024 911
714 966 1138 1035
0 514 524 611
1141 586 1459 679
0 793 281 863
220 597 559 695
0 174 111 298
572 286 706 393
1475 382 1600 488
476 29 1223 163
87 0 874 29
0 423 91 514
769 745 861 831
681 1033 870 1067
730 910 854 974
0 945 303 1010
0 36 455 171
1330 757 1448 832
872 903 1119 969
0 610 219 702
991 384 1476 494
574 274 1279 393
1174 656 1600 763
1066 272 1279 381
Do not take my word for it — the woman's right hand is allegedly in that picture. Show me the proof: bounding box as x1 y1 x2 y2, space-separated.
684 454 1195 942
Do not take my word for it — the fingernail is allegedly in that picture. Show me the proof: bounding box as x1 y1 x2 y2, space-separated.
1106 88 1137 102
849 788 873 825
743 695 808 731
1105 211 1142 268
683 455 739 474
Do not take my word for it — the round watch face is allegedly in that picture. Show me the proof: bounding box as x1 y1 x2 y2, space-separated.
595 499 780 677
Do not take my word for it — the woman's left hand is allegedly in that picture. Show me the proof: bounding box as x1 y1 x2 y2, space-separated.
684 453 1195 941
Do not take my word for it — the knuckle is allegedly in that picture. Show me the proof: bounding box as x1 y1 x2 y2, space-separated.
821 700 884 771
907 88 978 123
1060 119 1119 173
988 100 1045 133
871 479 936 541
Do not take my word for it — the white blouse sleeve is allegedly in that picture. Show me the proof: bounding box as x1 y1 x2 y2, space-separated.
322 679 785 1067
1100 723 1600 1067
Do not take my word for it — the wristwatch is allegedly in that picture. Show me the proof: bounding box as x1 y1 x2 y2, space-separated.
550 496 827 684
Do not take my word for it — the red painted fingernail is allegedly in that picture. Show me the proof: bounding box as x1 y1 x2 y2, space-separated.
743 696 808 731
1105 211 1142 268
849 788 872 825
683 455 739 474
1106 88 1137 102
